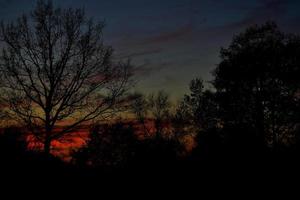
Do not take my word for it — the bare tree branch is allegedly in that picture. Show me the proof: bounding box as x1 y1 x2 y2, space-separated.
0 0 134 154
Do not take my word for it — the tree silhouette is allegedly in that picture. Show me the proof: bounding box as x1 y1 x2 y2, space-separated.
72 122 137 168
130 91 185 165
183 78 218 132
213 22 300 150
0 127 27 160
172 98 193 137
131 91 171 138
131 92 151 137
173 78 218 139
0 0 133 155
148 91 171 137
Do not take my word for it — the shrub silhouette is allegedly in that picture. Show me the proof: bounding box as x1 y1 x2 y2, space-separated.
72 122 137 168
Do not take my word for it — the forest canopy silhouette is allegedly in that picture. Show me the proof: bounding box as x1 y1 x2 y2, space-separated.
0 0 299 181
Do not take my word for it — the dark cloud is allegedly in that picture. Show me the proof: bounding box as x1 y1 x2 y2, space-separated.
1 0 299 98
251 0 287 18
225 0 289 29
117 48 163 59
161 75 180 86
141 24 194 45
0 0 34 19
0 0 17 7
133 60 174 78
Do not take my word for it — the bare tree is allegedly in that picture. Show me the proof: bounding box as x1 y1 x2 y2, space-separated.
131 92 151 137
0 0 133 155
148 91 171 137
131 91 171 138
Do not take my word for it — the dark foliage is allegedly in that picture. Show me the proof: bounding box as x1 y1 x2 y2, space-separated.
131 135 182 168
213 22 300 150
0 127 72 182
0 2 300 189
72 122 137 168
72 121 183 170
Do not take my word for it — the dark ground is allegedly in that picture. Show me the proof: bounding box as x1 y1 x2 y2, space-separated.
0 128 299 195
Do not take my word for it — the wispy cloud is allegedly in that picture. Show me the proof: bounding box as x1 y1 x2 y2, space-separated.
225 0 290 29
140 24 194 45
117 48 163 59
0 0 16 7
133 60 174 77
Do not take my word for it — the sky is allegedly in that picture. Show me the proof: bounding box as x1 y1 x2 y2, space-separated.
0 0 300 99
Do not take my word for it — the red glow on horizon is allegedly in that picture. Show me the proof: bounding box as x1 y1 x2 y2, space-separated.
23 119 197 161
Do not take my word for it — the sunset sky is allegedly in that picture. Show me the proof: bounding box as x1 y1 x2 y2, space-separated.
1 0 300 99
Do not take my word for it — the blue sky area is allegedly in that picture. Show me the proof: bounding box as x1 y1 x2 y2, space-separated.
0 0 300 99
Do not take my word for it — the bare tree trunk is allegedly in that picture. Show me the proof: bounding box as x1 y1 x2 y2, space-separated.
44 137 51 155
44 116 52 155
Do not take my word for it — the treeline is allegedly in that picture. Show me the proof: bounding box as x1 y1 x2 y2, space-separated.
1 22 300 170
70 22 300 170
0 1 299 180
